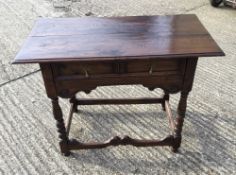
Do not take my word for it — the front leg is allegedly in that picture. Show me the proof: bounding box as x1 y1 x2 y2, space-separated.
171 58 198 152
172 91 189 152
51 97 70 156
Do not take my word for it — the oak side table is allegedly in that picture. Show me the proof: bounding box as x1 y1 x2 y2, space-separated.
13 14 225 156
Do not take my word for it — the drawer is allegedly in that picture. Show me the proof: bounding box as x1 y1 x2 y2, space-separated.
126 59 184 74
52 58 186 78
52 61 114 77
52 59 187 98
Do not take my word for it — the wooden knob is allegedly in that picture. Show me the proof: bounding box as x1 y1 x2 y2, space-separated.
149 65 153 75
83 69 89 78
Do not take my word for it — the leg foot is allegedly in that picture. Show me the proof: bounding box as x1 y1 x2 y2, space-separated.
51 97 70 155
171 136 181 153
63 151 71 157
172 147 178 153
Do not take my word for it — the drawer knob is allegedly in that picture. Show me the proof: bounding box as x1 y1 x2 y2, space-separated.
83 69 89 78
149 65 153 75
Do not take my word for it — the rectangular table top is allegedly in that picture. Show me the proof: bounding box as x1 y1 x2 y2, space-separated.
13 14 224 64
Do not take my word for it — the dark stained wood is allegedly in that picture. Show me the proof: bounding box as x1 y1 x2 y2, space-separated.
52 58 186 98
55 74 183 98
73 98 164 105
39 64 57 98
172 58 198 152
52 59 183 76
28 15 211 36
13 14 224 64
62 95 177 153
126 59 182 73
13 15 225 156
51 98 70 156
52 61 114 76
68 135 175 150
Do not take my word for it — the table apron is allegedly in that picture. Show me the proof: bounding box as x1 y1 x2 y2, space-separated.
54 74 184 98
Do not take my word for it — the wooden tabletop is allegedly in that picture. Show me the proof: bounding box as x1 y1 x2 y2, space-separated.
13 14 224 64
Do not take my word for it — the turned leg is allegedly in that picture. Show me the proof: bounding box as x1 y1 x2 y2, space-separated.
172 91 189 152
161 91 169 111
51 97 70 156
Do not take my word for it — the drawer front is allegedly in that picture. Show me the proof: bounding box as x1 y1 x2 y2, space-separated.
126 59 183 74
52 58 187 98
52 61 114 77
52 59 186 78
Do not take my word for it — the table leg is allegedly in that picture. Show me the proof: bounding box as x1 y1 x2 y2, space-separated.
161 91 169 111
66 96 78 137
70 96 78 112
51 97 70 156
172 91 189 152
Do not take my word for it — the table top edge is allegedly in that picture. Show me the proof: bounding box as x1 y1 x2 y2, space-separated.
13 51 225 64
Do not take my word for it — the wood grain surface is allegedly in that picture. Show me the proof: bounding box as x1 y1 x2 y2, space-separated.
13 14 224 64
